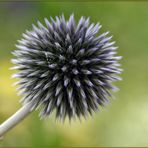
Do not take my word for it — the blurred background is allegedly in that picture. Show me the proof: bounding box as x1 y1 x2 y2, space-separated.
0 1 148 147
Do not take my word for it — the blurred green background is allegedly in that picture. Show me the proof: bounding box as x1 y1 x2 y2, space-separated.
0 1 148 147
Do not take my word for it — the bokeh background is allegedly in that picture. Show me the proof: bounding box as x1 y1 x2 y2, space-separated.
0 1 148 147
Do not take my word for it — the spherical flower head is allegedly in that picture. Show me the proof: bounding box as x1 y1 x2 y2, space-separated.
12 14 122 121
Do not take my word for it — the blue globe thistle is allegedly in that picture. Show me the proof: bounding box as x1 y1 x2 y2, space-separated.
11 14 122 121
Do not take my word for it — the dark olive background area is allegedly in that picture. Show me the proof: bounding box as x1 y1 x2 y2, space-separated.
0 1 148 147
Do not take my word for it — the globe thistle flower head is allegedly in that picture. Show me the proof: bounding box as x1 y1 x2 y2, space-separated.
12 14 122 121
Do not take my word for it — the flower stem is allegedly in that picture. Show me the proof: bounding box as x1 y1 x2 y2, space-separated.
0 101 33 137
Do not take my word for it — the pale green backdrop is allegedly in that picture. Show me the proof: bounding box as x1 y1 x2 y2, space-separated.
0 1 148 147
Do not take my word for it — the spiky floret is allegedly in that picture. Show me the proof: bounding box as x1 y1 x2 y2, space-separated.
11 14 122 120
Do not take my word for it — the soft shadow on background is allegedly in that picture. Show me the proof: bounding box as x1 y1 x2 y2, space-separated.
0 1 148 147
